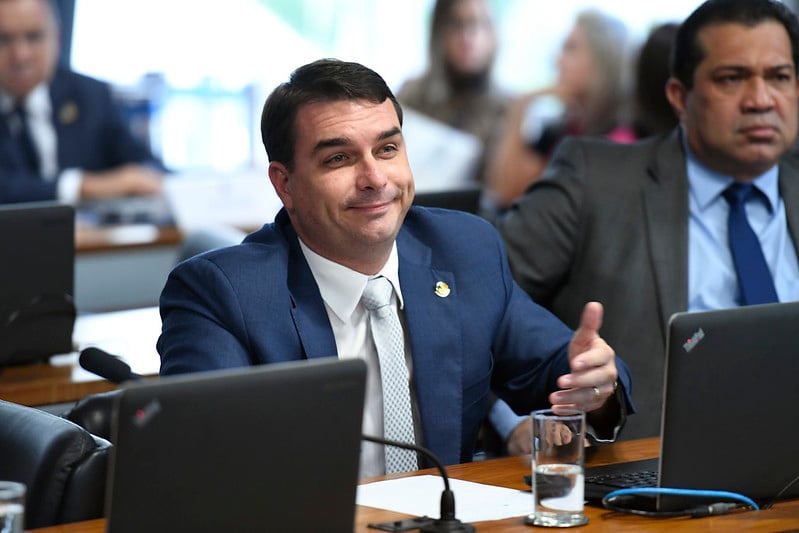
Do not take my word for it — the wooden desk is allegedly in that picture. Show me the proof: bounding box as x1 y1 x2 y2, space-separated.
28 437 799 532
0 307 161 406
75 223 183 253
75 223 184 312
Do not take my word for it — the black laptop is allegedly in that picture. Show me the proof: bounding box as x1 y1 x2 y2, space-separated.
105 357 366 533
584 301 799 510
0 202 75 366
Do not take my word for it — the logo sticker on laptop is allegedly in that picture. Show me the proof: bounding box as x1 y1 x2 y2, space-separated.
133 399 162 428
682 328 705 353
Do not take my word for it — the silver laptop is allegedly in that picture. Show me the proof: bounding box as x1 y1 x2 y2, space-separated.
105 357 366 533
584 301 799 510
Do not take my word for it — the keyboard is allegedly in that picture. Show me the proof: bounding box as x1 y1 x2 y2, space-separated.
586 469 658 489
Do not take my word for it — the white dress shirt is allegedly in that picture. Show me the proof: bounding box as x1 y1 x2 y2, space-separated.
298 239 416 478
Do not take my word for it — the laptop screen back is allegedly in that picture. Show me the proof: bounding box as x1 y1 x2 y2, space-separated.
659 301 799 503
106 358 366 533
0 202 75 366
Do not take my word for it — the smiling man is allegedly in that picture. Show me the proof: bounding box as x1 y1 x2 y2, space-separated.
498 0 799 441
156 59 633 478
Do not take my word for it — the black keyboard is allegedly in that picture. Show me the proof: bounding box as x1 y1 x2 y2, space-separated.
586 469 658 489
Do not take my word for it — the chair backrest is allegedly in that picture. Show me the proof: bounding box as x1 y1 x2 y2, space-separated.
412 186 482 214
0 400 110 528
63 389 120 441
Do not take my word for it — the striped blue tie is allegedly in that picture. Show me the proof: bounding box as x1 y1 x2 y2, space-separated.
722 183 778 305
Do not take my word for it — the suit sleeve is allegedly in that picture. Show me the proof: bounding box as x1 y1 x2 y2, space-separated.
0 169 58 203
496 137 587 308
158 257 253 375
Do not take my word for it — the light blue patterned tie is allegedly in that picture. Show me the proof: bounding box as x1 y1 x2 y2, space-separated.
361 276 418 473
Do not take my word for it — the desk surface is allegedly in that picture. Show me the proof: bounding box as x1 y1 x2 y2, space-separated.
75 223 182 253
28 437 799 532
0 307 161 406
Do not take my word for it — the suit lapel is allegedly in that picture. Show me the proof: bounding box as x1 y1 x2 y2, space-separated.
48 72 80 167
778 157 799 252
642 130 689 338
281 218 338 360
397 229 464 465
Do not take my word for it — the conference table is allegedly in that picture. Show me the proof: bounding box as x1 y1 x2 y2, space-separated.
0 307 161 407
28 437 799 532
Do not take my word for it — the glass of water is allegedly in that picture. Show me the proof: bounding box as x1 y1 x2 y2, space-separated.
526 409 588 528
0 481 25 533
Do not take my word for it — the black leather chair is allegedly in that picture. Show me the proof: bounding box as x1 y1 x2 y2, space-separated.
0 399 110 528
63 389 120 441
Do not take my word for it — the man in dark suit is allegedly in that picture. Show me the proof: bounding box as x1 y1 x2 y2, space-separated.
157 58 633 477
498 0 799 440
0 0 163 204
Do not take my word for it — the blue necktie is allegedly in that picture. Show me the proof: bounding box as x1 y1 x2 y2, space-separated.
722 183 779 305
10 106 40 172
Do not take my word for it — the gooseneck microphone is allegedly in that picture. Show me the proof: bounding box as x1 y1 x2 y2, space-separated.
362 434 475 533
79 347 142 384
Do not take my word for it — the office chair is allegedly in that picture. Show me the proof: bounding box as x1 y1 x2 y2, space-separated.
63 389 120 441
0 400 110 528
412 185 482 214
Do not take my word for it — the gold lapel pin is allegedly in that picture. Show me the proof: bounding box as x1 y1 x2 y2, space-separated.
59 102 79 125
434 281 450 298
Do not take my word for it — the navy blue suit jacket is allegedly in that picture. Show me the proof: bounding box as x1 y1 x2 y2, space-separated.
0 69 162 203
158 207 634 465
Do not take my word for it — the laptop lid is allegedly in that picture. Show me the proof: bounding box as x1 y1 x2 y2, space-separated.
585 301 799 508
658 301 799 503
105 357 366 533
0 202 75 366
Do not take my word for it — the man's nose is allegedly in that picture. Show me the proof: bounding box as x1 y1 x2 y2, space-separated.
742 76 777 111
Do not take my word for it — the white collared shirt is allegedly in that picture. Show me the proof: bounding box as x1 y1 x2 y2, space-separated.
298 239 414 478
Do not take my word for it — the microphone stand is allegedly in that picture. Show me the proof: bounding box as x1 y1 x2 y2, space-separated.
362 434 475 533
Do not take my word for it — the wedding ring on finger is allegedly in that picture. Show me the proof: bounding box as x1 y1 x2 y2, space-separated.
592 386 601 401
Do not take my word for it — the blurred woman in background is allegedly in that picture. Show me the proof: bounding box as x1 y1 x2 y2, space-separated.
484 9 630 212
397 0 510 185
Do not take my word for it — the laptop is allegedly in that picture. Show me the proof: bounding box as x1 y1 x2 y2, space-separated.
584 301 799 510
105 357 366 533
0 202 75 366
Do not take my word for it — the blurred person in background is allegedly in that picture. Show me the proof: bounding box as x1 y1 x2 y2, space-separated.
485 9 630 213
397 0 510 185
609 22 681 142
497 0 799 440
0 0 164 204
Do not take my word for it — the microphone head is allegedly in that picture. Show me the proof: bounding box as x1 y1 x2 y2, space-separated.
79 347 136 384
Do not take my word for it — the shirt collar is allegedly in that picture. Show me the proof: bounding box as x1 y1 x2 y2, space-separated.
298 239 404 323
684 135 779 212
0 83 49 116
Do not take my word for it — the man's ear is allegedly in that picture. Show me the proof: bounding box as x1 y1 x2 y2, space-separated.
268 162 292 211
665 77 688 121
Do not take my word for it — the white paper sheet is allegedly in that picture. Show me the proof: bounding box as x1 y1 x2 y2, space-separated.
356 475 532 524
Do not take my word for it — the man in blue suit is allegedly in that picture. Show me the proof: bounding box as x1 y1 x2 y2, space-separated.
158 59 634 477
0 0 163 204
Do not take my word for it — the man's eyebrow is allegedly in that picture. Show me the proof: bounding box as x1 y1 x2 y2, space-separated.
378 127 402 141
311 127 402 154
312 137 350 154
713 63 795 73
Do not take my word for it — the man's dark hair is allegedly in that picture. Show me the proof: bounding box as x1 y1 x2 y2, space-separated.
260 58 403 171
672 0 799 89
